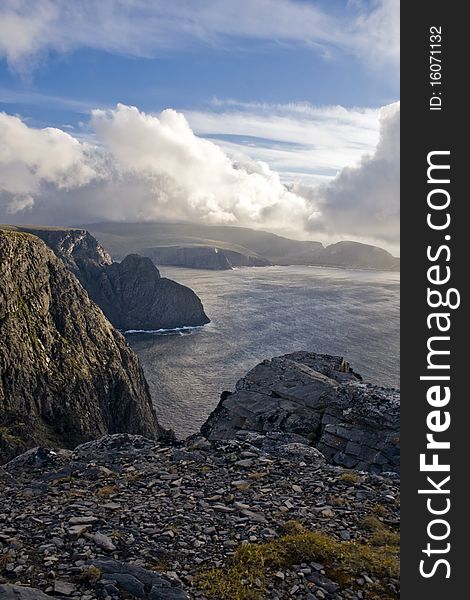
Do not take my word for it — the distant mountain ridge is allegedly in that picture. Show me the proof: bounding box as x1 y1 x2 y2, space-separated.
79 222 400 271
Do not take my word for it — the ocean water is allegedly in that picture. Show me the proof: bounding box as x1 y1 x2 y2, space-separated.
126 265 400 438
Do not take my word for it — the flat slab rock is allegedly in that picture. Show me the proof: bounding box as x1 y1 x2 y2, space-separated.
88 560 189 599
202 351 400 474
0 585 55 599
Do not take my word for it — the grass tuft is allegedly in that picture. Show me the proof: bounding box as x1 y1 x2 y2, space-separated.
337 470 362 483
195 527 399 599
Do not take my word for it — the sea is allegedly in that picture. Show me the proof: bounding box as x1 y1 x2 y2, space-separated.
126 265 400 438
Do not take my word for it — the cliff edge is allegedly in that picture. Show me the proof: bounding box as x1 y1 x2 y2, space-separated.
202 351 400 474
0 230 167 463
6 226 210 331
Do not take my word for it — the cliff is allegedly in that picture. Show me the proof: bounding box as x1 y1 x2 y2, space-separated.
7 226 210 331
73 253 210 331
319 241 400 271
144 245 272 270
201 351 400 474
0 230 167 463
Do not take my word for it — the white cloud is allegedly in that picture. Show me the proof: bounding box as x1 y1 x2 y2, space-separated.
0 0 399 73
90 104 310 229
296 102 400 252
0 111 97 213
0 102 399 252
186 100 381 184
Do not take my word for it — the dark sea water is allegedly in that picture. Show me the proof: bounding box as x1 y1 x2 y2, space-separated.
126 265 400 438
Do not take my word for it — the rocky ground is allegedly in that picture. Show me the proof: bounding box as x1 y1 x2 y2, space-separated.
0 434 399 600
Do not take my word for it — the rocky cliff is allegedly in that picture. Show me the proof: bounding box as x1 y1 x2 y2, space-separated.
8 226 210 331
144 245 272 270
73 253 210 331
13 226 113 270
0 230 167 463
202 352 400 474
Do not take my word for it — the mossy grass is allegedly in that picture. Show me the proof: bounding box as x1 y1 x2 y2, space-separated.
78 565 102 584
195 526 399 600
337 470 362 483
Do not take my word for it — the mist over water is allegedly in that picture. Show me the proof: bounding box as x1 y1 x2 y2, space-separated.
127 265 400 438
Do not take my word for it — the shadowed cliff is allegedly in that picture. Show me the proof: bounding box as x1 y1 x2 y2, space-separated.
0 229 168 463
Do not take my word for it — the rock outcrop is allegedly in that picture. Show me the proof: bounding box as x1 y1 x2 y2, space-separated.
144 245 272 270
8 226 210 331
14 226 113 270
202 352 400 474
0 230 167 464
74 253 210 331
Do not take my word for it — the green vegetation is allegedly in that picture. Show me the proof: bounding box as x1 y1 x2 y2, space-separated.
371 503 390 517
0 426 23 445
78 565 102 584
337 470 362 483
195 525 400 600
361 515 400 547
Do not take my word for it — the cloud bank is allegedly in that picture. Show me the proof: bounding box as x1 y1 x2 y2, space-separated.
294 102 400 247
0 0 399 74
0 102 399 253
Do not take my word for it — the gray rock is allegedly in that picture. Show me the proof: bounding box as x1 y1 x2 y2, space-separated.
104 573 145 597
0 584 54 599
149 586 190 599
202 352 400 473
53 580 75 596
88 532 116 552
88 559 179 592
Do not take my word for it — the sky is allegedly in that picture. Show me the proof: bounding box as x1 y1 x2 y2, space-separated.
0 0 400 254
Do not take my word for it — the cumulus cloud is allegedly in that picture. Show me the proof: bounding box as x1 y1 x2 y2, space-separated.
0 111 97 213
0 0 398 73
90 104 310 228
0 102 399 252
295 102 400 251
0 105 310 234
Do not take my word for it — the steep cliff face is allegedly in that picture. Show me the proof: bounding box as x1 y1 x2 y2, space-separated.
202 351 400 474
77 254 211 331
17 227 113 270
10 226 210 331
143 245 272 270
0 230 166 463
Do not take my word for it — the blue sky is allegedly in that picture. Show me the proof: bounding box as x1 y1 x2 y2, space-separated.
0 0 400 252
0 37 397 130
0 0 398 128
